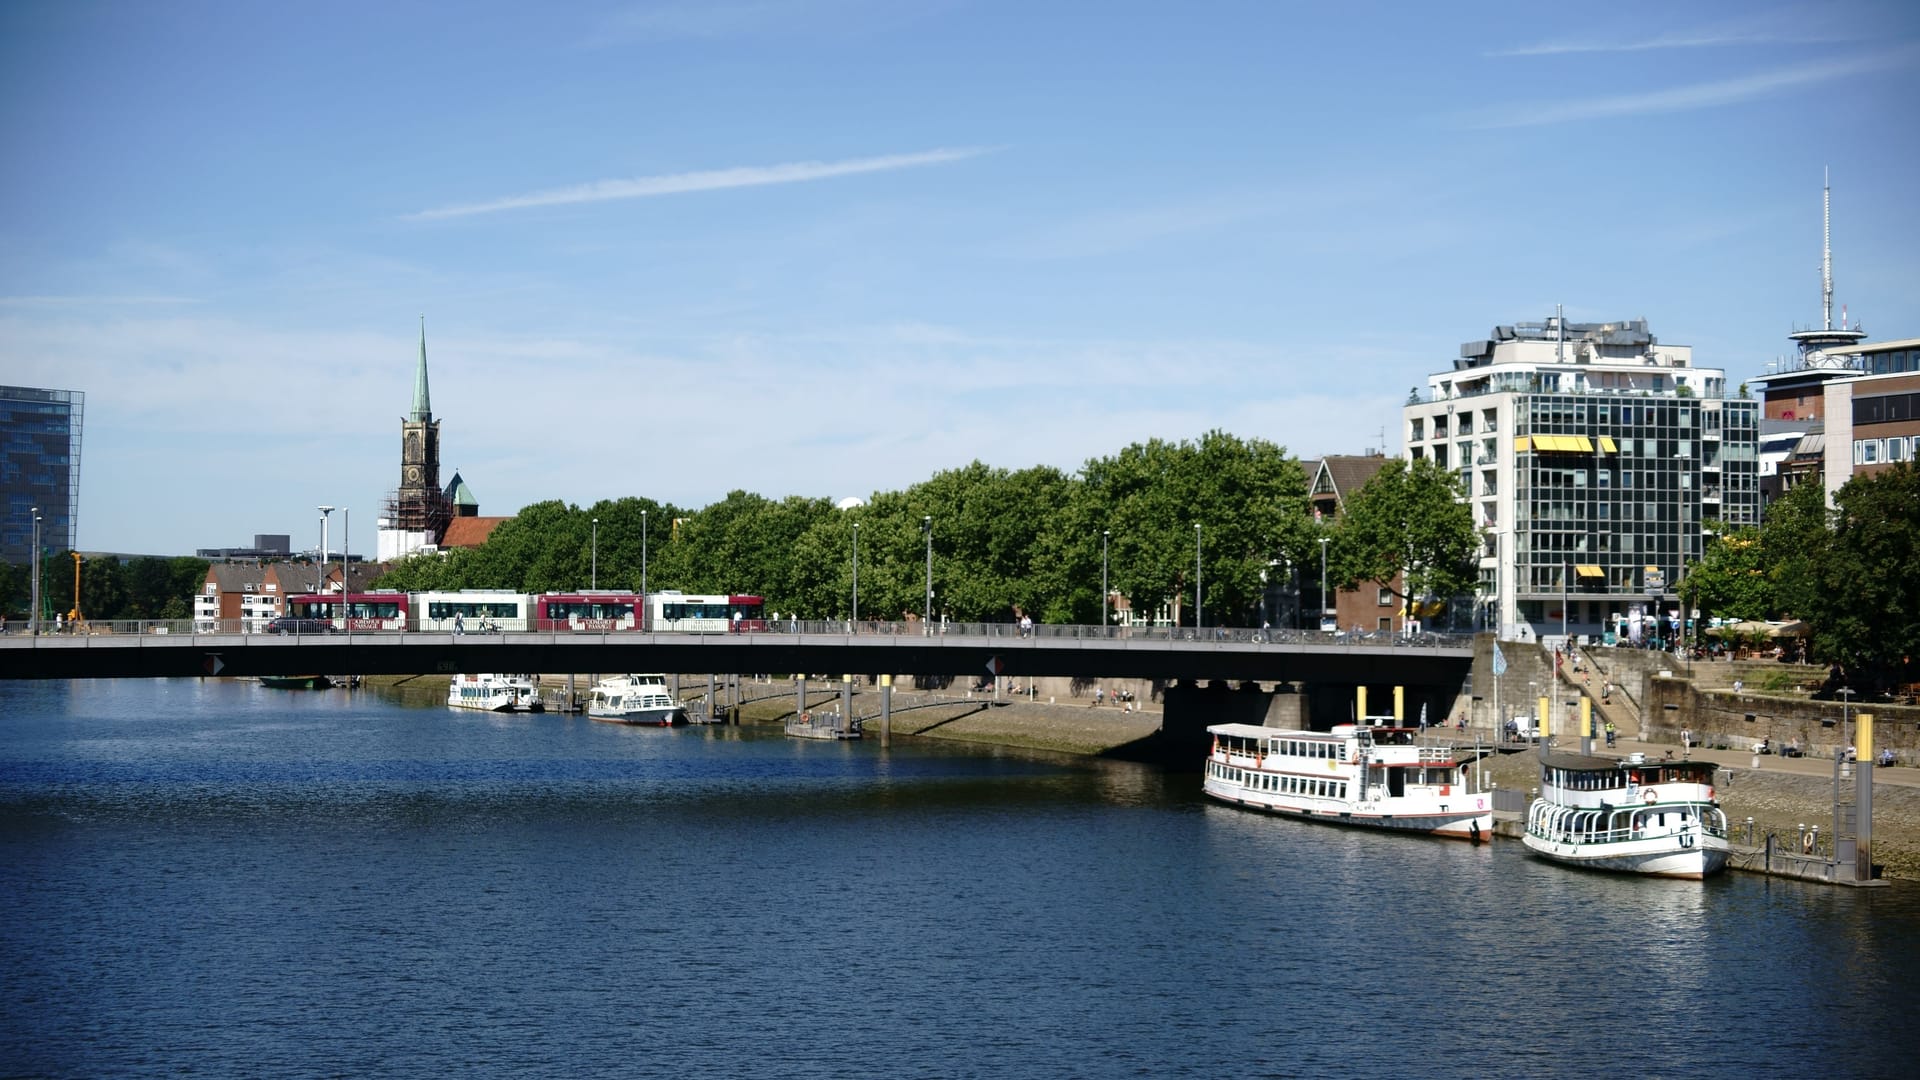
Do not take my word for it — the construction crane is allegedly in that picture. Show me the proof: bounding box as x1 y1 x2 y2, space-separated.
67 551 84 630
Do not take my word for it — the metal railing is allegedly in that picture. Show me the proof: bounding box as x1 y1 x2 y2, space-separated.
2 617 1476 652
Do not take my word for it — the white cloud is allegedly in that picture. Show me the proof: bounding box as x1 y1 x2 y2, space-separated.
1454 49 1916 129
1487 27 1861 58
0 295 200 307
408 147 997 221
4 309 1404 553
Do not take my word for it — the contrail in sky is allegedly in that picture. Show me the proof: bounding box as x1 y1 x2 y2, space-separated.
410 146 995 220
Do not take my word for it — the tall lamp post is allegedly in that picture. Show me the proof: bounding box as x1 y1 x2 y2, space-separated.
1194 523 1202 632
1101 529 1110 635
921 516 932 630
317 506 334 593
29 507 40 634
1319 535 1330 631
591 517 599 590
851 522 860 626
1562 559 1570 647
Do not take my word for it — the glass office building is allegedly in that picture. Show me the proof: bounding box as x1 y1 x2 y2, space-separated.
1 386 85 565
1404 318 1759 643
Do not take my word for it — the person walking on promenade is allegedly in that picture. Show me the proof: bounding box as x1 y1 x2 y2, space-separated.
1605 720 1617 748
1681 727 1693 759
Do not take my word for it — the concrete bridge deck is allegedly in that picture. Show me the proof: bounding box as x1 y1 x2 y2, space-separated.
0 621 1475 685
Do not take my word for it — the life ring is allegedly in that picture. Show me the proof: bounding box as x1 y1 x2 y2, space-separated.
1803 831 1815 854
802 711 811 723
1680 832 1695 848
1476 798 1485 810
1642 790 1657 804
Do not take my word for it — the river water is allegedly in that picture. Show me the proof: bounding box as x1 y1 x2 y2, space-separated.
3 678 1916 1078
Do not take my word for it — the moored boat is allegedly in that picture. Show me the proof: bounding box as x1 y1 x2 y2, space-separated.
1203 721 1491 840
260 674 332 690
785 709 860 740
585 674 685 726
1522 751 1729 878
447 673 544 712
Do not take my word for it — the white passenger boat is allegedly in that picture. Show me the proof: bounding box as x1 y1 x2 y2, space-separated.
1522 751 1729 878
1203 722 1491 840
447 673 544 712
586 674 685 726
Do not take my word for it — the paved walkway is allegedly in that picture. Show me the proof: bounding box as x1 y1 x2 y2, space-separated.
1552 734 1920 788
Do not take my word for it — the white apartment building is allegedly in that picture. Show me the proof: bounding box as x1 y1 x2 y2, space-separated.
1404 315 1760 645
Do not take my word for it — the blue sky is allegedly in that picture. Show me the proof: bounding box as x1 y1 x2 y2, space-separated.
3 0 1916 557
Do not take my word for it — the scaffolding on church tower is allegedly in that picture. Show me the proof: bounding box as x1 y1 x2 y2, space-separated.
382 485 454 543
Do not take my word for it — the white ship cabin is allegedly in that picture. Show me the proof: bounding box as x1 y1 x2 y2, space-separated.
1537 753 1717 806
1532 752 1727 844
1209 722 1468 802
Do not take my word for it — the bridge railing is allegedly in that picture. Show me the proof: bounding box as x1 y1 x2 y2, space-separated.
2 617 1474 651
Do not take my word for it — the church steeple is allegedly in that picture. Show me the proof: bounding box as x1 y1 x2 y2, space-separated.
410 315 433 422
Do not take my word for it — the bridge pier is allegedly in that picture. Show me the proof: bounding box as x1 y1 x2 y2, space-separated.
796 676 807 720
880 674 892 748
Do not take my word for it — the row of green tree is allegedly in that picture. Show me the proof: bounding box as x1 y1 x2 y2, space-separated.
373 431 1484 628
0 555 210 623
1684 463 1918 690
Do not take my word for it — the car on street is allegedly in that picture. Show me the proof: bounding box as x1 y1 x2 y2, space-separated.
265 616 336 635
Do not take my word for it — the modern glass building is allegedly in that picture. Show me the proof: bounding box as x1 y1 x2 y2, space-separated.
1 386 85 565
1403 317 1759 644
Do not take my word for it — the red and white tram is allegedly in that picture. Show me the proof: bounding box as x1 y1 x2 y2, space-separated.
286 591 410 632
647 592 767 633
410 590 536 632
534 592 646 632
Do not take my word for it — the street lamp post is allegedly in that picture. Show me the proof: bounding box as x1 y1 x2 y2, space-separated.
1101 529 1110 636
591 518 599 590
317 506 334 593
1194 524 1202 632
29 507 40 634
922 515 932 630
1562 559 1569 647
851 522 860 626
1319 535 1330 631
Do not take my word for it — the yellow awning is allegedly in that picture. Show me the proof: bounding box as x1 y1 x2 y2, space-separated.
1515 436 1534 453
1530 434 1596 453
1598 436 1617 453
1575 564 1605 579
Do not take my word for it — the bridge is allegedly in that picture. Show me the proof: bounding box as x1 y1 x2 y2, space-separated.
0 620 1475 687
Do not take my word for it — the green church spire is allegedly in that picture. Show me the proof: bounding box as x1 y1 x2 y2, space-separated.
410 315 432 421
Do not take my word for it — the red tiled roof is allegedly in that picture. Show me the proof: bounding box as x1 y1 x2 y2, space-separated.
441 516 511 549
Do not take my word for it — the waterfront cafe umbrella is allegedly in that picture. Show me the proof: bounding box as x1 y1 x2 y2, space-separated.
1770 620 1808 637
1707 620 1775 637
